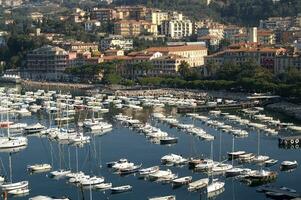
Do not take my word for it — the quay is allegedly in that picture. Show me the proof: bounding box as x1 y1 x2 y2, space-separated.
177 102 259 113
21 80 96 90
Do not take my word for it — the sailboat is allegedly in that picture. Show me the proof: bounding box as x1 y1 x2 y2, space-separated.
49 144 71 178
206 139 225 198
0 153 29 192
226 136 251 177
0 105 28 149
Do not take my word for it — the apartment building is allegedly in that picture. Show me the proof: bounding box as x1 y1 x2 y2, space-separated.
114 20 157 37
161 18 193 39
26 45 71 80
205 44 286 72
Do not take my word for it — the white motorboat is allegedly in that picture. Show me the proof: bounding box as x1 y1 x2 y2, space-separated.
94 182 112 190
281 160 298 170
195 159 215 171
0 175 5 182
207 179 225 194
27 164 52 172
49 169 71 178
211 163 233 173
161 154 187 165
1 181 29 191
149 195 176 200
172 176 192 185
139 166 160 176
110 185 132 193
80 176 104 186
188 178 209 191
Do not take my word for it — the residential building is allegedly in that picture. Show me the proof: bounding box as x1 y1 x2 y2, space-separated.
61 41 99 53
145 9 169 26
145 44 208 67
91 8 116 22
115 6 148 21
223 25 244 40
205 44 286 72
275 54 301 73
197 25 224 40
260 17 294 31
25 45 71 80
113 20 157 37
100 35 133 51
161 17 193 39
231 29 276 45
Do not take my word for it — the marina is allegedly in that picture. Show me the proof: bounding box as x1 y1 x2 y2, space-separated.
0 85 300 199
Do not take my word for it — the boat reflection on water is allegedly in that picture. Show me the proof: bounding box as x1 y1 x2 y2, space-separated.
0 146 27 154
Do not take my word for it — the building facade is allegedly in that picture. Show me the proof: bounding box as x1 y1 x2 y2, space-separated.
161 18 193 39
100 35 133 51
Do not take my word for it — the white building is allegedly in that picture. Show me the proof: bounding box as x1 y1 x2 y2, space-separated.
197 26 224 40
100 35 133 51
161 16 193 39
146 9 169 26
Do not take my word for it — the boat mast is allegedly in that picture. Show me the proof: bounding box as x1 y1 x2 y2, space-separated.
8 153 12 183
6 103 9 138
76 146 78 172
232 136 234 166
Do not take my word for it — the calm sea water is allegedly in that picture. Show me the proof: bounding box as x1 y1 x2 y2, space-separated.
0 85 300 200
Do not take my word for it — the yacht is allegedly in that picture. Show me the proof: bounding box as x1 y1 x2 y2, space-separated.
253 155 270 163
